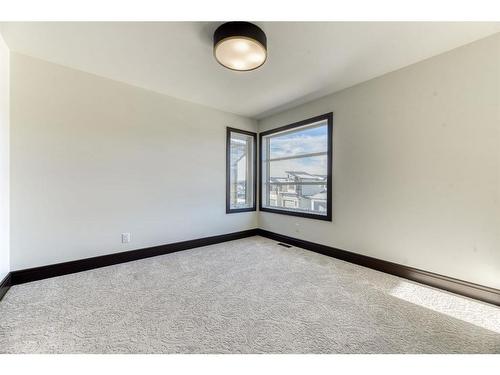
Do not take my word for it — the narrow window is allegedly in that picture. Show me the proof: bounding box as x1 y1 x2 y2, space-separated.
226 127 257 213
260 113 333 221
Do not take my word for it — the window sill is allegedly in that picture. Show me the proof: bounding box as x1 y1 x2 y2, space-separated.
259 206 332 221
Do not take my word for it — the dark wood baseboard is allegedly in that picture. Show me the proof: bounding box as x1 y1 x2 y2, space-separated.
10 229 259 286
4 228 499 307
0 273 11 301
257 229 500 306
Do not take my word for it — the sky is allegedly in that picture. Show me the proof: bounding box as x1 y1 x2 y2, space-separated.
230 123 329 183
267 124 328 178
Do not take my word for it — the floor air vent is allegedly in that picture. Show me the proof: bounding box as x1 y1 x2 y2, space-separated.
277 243 292 248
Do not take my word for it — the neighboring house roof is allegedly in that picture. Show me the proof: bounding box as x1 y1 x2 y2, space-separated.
286 171 327 181
269 177 289 183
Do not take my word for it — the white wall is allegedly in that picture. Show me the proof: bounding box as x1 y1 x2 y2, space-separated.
258 34 500 289
0 33 10 280
10 53 258 270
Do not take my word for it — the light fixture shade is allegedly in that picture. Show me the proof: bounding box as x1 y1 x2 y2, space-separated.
214 22 267 71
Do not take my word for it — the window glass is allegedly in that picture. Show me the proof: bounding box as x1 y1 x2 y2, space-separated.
261 115 331 220
227 129 256 212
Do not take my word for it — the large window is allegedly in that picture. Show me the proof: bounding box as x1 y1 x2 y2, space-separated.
226 127 257 213
260 113 332 221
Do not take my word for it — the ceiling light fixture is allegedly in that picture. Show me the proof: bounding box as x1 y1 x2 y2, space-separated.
213 22 267 71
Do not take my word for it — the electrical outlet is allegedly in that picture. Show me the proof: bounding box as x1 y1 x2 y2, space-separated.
121 233 131 243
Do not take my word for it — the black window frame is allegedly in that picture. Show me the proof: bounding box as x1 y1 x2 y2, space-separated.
259 112 333 221
226 127 258 214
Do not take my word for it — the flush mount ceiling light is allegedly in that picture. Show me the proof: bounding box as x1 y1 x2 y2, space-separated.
214 22 267 71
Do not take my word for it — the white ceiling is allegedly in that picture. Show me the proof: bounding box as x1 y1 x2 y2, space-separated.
1 22 499 119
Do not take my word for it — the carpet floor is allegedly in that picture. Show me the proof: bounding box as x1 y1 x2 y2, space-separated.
1 236 499 353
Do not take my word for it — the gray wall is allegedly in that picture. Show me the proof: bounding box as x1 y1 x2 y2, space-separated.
10 53 258 270
9 34 500 291
258 34 500 289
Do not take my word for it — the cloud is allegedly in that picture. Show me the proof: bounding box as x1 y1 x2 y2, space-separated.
264 125 328 177
269 128 327 158
269 156 327 178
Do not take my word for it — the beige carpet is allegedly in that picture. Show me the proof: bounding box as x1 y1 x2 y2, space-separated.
1 236 499 353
